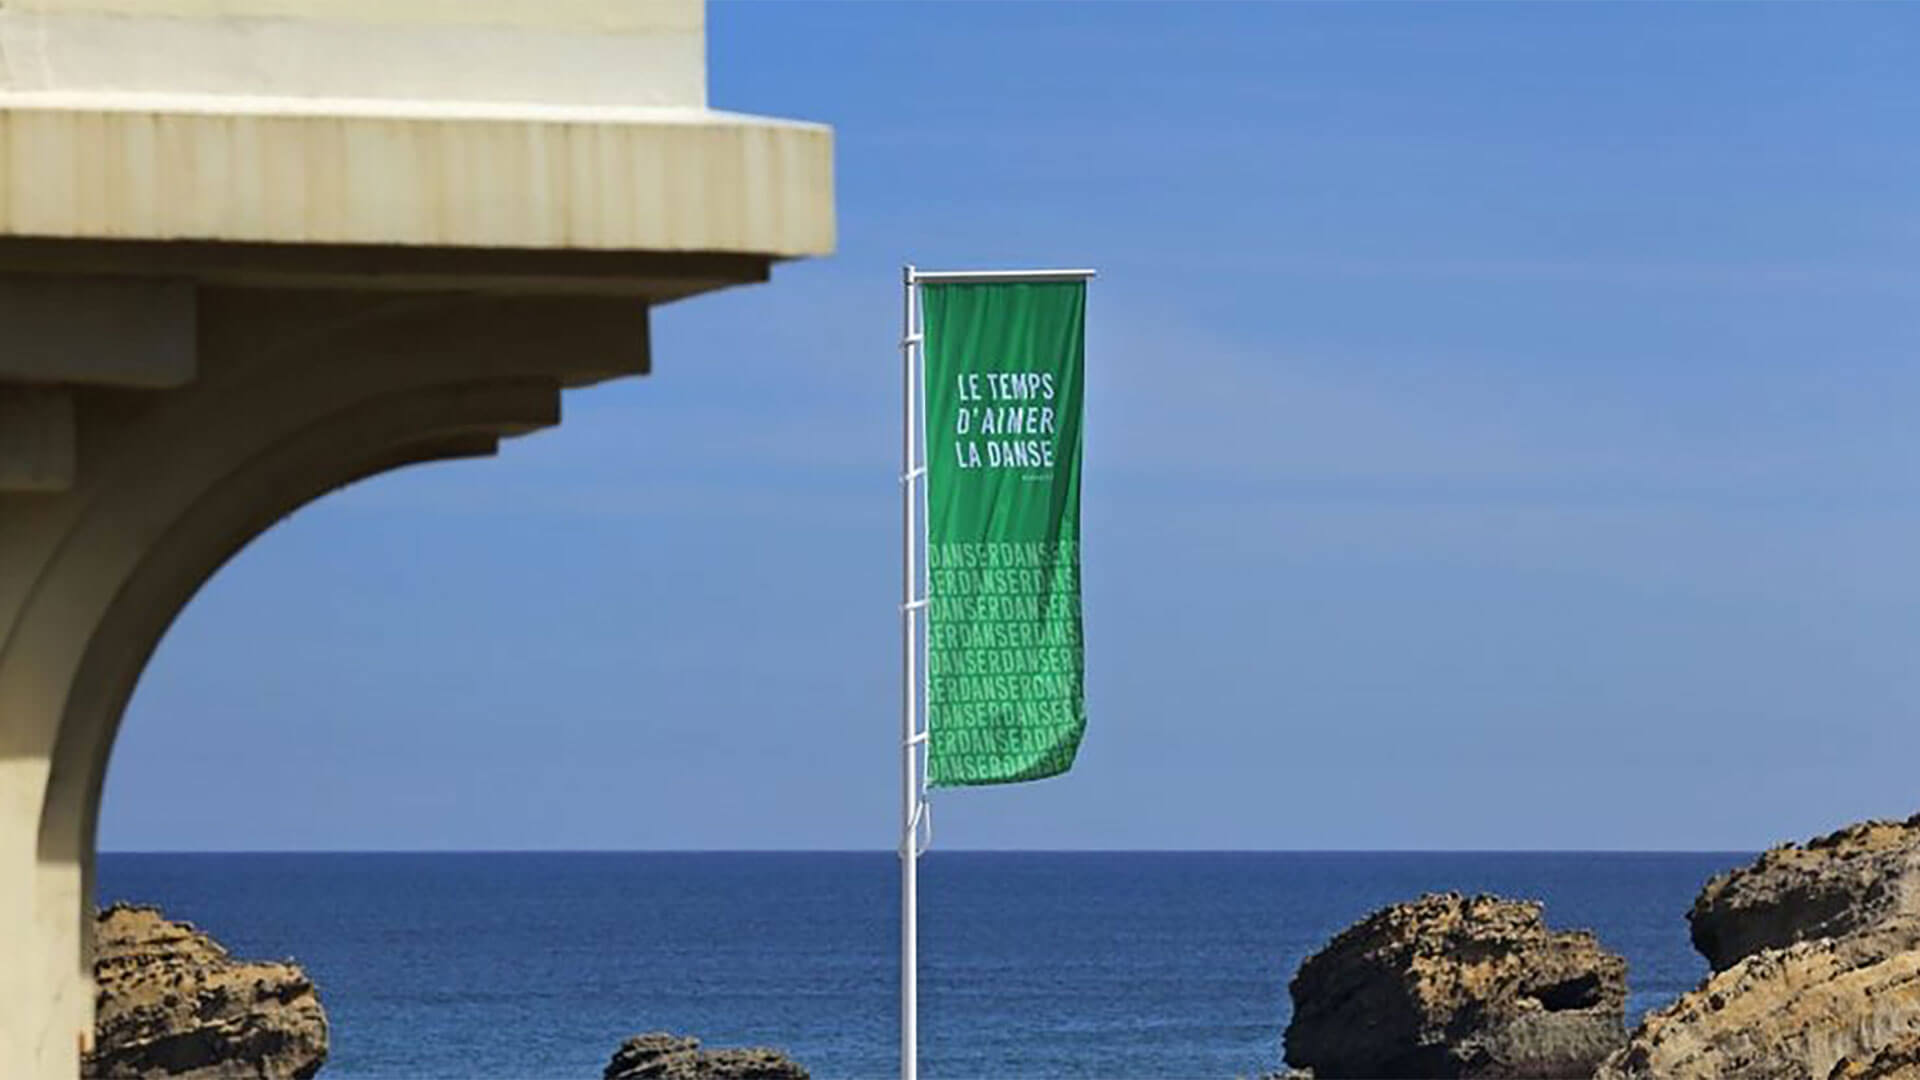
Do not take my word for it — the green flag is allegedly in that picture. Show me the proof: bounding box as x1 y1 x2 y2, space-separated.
922 279 1086 787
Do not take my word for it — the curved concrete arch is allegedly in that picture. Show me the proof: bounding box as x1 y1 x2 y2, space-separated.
0 286 654 1075
44 379 561 904
39 381 552 1068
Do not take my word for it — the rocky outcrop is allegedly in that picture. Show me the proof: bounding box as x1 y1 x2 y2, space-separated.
1601 815 1920 1080
1690 814 1920 972
1596 919 1920 1080
1835 1022 1920 1076
85 904 328 1080
1829 1033 1920 1079
1283 892 1627 1078
603 1033 809 1080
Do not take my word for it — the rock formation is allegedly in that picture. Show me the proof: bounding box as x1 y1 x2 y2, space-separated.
85 904 328 1080
603 1032 809 1080
1596 919 1920 1080
1283 892 1627 1078
1599 815 1920 1080
1689 814 1920 972
1829 1033 1920 1079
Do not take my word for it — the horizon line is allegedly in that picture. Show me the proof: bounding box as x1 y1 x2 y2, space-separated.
98 847 1761 856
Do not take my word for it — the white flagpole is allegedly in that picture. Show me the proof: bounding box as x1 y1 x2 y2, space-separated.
898 264 1092 1080
900 263 922 1080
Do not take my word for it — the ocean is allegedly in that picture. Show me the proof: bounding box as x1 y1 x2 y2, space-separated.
97 851 1747 1079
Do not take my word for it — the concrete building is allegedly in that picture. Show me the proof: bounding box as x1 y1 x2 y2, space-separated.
0 2 834 1074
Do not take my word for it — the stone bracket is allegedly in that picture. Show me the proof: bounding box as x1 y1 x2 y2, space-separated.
0 276 196 388
0 387 75 492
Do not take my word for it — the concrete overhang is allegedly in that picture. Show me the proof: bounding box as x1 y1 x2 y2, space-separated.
0 0 834 296
0 0 835 496
0 94 834 296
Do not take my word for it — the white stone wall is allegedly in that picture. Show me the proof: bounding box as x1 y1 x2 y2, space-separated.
0 0 707 107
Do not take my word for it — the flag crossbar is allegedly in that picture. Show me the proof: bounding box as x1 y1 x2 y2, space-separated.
908 268 1097 284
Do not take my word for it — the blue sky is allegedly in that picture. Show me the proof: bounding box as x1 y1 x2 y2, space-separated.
103 3 1920 852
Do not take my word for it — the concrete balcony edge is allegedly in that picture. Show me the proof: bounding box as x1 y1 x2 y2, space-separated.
0 92 836 259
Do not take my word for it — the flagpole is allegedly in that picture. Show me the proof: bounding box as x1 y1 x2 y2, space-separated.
898 264 1092 1080
900 262 922 1080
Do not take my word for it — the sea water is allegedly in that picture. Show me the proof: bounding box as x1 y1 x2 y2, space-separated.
98 851 1746 1079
